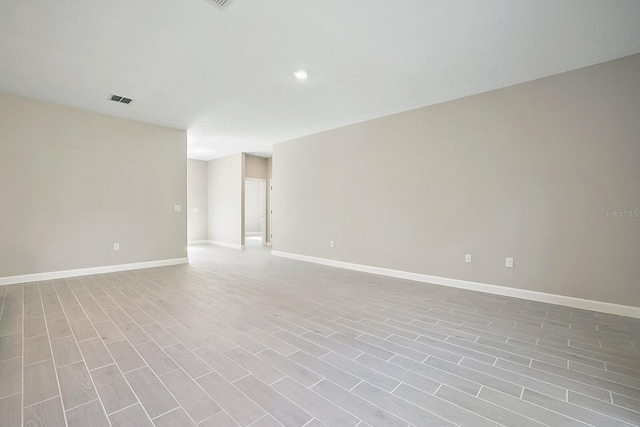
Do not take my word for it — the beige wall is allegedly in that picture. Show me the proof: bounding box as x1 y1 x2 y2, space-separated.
187 159 208 241
273 54 640 307
0 92 187 278
245 155 268 179
208 153 243 245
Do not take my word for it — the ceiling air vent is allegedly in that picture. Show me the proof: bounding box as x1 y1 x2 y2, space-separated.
204 0 234 10
109 94 133 104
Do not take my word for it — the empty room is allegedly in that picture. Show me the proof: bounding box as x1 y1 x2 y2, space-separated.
1 1 640 426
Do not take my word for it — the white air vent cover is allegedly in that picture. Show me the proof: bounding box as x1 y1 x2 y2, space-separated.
204 0 234 10
109 94 133 104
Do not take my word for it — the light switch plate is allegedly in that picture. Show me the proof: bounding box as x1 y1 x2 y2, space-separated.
174 205 181 212
506 257 514 268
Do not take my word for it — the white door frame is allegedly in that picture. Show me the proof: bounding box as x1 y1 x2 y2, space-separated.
244 178 267 246
268 179 272 247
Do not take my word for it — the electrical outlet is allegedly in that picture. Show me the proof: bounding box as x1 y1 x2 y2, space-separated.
113 243 120 251
465 254 472 263
506 257 514 268
174 204 182 212
330 240 335 248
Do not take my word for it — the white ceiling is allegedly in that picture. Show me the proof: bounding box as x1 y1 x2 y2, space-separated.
1 1 639 160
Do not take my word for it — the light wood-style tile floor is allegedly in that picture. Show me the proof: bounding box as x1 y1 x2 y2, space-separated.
1 244 640 426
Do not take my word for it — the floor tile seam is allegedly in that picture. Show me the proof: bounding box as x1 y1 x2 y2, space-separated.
533 359 640 395
400 376 504 426
264 317 307 337
465 356 587 396
381 333 465 362
196 409 234 426
341 315 397 331
420 381 528 427
61 397 100 414
609 400 640 416
389 354 489 394
23 354 56 368
443 335 534 366
567 361 640 390
22 393 61 410
348 379 364 392
245 413 272 427
475 384 589 427
318 351 402 391
354 378 461 427
322 332 395 361
355 353 447 396
132 294 246 353
1 353 23 364
88 360 121 372
496 358 624 400
521 326 634 350
61 279 135 427
191 367 219 381
77 256 636 426
346 318 403 340
55 279 115 427
33 286 68 426
151 405 197 422
133 335 258 425
267 366 367 427
519 388 623 426
408 319 495 344
211 368 301 426
104 400 139 417
301 418 323 427
106 336 200 426
249 329 303 355
0 287 8 321
504 338 629 368
0 391 23 401
566 345 640 365
301 376 402 427
89 362 152 424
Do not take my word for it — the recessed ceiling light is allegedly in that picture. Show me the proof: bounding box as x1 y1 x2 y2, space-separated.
293 70 308 80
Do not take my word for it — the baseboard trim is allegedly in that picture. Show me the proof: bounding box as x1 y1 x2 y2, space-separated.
266 242 272 247
0 258 189 286
189 240 244 250
209 240 244 250
271 251 640 319
245 232 262 237
188 240 210 245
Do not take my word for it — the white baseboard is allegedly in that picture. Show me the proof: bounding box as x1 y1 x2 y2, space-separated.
0 258 188 286
266 242 272 247
271 251 640 319
245 232 262 237
210 240 244 250
189 240 244 250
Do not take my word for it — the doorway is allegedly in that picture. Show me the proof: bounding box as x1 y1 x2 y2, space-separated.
244 179 267 246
